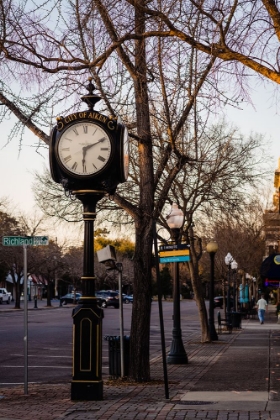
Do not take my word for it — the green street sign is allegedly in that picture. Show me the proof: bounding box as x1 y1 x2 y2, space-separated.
2 236 49 246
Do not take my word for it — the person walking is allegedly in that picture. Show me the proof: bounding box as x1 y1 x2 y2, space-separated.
257 294 268 324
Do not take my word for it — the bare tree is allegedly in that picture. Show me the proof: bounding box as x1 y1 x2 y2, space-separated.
0 0 276 381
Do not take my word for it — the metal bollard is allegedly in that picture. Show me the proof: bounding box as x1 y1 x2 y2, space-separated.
34 295 38 309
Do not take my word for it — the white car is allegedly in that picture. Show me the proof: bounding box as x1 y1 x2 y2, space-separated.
0 288 12 304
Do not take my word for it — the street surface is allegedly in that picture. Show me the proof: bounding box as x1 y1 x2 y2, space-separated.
1 302 280 419
0 298 200 386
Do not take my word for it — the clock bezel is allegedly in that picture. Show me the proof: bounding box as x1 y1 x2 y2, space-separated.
55 119 114 179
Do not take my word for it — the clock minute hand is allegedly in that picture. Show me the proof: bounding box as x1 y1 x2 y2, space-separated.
83 137 106 153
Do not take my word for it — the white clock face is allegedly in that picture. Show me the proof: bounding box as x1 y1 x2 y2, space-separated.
122 126 129 180
57 122 112 176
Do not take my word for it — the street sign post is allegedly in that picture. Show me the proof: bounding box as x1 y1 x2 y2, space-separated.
1 235 49 396
2 236 49 246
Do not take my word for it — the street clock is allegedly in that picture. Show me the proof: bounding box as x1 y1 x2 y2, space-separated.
49 80 129 194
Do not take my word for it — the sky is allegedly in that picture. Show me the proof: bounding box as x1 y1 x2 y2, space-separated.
0 127 48 212
0 83 279 242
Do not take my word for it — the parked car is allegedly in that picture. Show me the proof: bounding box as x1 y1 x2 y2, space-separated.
0 288 12 304
95 290 119 308
60 293 82 305
213 296 234 309
122 294 133 304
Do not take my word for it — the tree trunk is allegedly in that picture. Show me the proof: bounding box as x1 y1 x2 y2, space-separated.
130 219 153 381
188 249 210 343
46 280 52 306
14 279 21 309
129 4 154 381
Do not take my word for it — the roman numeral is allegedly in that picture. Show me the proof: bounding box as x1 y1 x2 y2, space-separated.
92 163 97 169
64 155 72 163
72 128 79 135
71 162 78 171
83 125 88 134
62 147 70 151
98 155 106 162
101 148 109 151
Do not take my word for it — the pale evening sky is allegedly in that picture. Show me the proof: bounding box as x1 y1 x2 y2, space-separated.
0 83 279 230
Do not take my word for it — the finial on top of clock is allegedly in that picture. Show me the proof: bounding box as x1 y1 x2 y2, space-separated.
81 77 101 111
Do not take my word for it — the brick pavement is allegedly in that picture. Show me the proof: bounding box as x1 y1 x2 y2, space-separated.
0 307 280 419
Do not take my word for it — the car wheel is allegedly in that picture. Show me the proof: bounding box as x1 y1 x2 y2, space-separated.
7 298 10 304
62 300 67 305
0 298 2 304
101 301 107 308
124 299 130 304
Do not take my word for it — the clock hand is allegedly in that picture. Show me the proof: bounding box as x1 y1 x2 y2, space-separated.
82 148 86 173
83 137 106 153
81 138 106 172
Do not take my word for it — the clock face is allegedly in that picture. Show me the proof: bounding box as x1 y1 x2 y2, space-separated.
274 255 280 265
122 126 129 180
57 122 112 176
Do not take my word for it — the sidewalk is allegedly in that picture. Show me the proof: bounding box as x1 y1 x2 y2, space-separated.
0 298 62 311
0 305 280 419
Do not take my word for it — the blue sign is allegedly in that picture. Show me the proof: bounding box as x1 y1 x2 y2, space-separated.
239 284 249 303
160 255 190 263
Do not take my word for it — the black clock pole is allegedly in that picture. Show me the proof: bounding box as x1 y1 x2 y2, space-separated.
71 191 105 401
49 77 128 401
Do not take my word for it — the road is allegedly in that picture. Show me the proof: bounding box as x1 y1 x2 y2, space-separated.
0 299 201 387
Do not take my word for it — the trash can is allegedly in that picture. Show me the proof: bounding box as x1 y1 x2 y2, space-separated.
104 335 130 378
231 312 242 329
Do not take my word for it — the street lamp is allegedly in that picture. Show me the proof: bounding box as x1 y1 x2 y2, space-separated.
166 203 188 364
224 253 234 319
231 260 238 311
206 241 218 341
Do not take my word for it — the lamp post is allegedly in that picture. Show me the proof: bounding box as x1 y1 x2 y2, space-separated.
252 277 256 303
231 260 238 311
224 253 234 319
166 203 188 364
206 241 218 341
28 277 32 301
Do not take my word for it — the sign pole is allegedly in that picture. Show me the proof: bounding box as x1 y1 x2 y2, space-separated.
153 221 169 399
1 236 48 394
23 245 28 395
116 263 125 378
